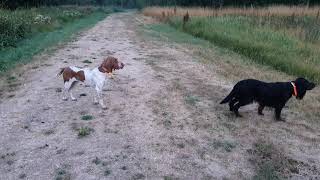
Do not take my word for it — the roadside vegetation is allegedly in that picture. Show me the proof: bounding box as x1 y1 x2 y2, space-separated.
143 6 320 83
0 6 118 72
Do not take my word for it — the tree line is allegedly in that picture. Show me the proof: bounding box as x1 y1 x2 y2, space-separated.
1 0 318 9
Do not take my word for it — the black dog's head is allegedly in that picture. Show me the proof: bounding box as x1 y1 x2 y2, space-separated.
293 77 316 100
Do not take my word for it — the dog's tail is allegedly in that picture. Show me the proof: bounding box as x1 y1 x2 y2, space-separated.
220 89 235 104
57 68 65 77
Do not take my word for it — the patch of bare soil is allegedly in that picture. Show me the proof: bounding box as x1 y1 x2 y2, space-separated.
0 12 319 179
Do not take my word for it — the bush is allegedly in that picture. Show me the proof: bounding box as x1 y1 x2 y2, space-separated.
0 6 96 49
0 10 32 48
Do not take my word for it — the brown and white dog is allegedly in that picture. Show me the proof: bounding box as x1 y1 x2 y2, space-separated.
57 56 124 109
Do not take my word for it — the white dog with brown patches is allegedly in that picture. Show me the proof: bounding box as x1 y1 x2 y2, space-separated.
57 56 124 109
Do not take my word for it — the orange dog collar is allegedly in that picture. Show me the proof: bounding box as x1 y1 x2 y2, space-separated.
291 82 298 97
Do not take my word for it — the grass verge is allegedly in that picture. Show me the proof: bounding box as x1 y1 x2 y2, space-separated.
0 8 112 72
143 6 320 83
169 16 320 83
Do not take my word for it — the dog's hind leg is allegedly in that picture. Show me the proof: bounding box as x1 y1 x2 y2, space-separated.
258 104 265 115
233 98 252 117
229 98 237 111
93 91 99 105
62 87 68 101
64 80 77 101
233 102 243 117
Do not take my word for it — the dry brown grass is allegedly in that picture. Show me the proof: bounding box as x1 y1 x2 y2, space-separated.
143 6 320 18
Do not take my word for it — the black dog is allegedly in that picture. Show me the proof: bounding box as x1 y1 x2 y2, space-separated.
220 78 315 121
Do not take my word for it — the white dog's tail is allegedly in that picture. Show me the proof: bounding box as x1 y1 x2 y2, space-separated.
57 68 65 77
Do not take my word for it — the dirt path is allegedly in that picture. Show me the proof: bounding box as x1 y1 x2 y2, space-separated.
1 12 319 180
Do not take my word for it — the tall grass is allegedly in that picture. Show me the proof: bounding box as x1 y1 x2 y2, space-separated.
143 6 320 82
143 6 320 17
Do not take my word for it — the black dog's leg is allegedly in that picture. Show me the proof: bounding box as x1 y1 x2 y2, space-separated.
258 104 265 116
275 106 285 121
233 102 244 117
229 98 237 111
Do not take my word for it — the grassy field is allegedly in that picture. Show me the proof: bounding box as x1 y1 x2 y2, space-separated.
143 6 320 83
0 6 117 72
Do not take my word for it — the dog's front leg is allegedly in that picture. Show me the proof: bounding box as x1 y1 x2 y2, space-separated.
93 90 99 105
95 85 107 109
92 86 99 105
258 104 265 115
275 106 285 121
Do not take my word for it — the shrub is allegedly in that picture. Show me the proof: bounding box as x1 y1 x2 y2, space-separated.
0 6 96 50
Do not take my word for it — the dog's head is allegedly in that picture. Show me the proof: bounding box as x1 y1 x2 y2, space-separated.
99 56 124 73
293 77 315 100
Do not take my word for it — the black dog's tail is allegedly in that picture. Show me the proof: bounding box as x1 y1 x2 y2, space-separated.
220 89 235 104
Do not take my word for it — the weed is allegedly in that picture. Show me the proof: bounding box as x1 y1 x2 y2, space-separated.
55 168 71 180
132 173 146 180
78 127 94 137
253 162 280 180
82 60 92 64
104 169 111 176
212 140 236 152
92 157 101 165
6 76 16 82
249 139 299 179
164 176 175 180
81 115 94 121
44 129 55 135
185 95 200 106
18 173 26 179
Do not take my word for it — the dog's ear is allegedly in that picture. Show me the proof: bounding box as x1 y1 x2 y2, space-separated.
307 82 316 90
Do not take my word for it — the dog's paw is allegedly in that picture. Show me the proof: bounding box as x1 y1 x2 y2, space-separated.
101 106 108 110
258 112 264 116
71 98 77 101
276 118 286 122
62 97 68 101
93 101 99 105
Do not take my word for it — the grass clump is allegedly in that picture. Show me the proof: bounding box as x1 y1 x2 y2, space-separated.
81 115 94 121
78 127 94 137
248 139 300 179
104 169 111 176
55 168 71 180
92 157 101 165
82 60 92 64
211 139 236 152
185 95 200 106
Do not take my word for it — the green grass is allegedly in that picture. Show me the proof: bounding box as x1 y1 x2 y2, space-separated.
81 115 94 121
104 169 111 176
0 7 113 72
82 59 93 64
211 139 237 152
253 162 280 180
184 95 200 106
78 127 94 137
169 16 320 83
